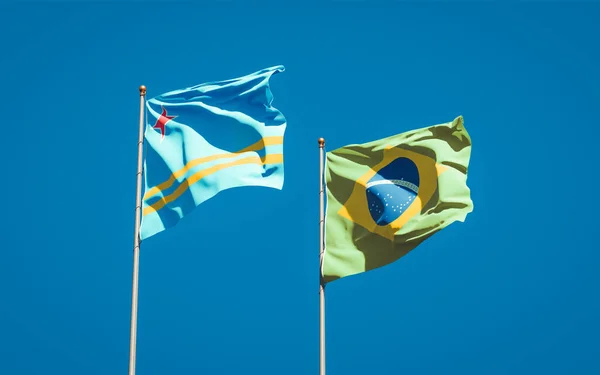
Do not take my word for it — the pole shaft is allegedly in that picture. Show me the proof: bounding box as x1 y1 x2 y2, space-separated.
129 85 146 375
318 138 326 375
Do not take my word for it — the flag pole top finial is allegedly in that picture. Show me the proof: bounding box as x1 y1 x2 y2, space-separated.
139 85 147 96
318 138 325 148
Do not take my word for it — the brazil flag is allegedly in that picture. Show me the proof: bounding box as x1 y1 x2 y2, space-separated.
323 116 473 283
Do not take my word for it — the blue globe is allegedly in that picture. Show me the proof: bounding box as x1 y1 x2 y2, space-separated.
366 157 420 226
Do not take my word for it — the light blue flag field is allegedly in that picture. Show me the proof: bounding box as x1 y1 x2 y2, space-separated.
140 66 287 240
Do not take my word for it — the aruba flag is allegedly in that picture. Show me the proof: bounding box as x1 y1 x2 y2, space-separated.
323 116 473 283
140 66 287 240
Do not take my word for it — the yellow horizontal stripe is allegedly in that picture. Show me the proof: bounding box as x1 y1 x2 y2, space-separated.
143 136 283 200
143 153 284 217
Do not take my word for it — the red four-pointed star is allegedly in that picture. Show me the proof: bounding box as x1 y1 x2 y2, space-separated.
153 106 176 140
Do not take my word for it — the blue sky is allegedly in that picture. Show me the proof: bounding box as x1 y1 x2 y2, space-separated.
1 1 599 374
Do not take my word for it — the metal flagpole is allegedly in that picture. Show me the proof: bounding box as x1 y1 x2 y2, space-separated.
318 137 326 375
129 85 146 375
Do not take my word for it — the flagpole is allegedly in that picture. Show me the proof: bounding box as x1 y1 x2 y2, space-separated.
318 137 326 375
128 85 146 375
